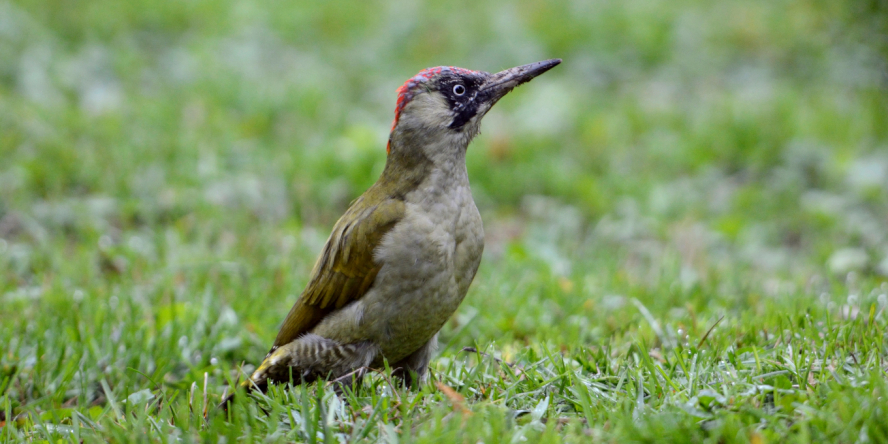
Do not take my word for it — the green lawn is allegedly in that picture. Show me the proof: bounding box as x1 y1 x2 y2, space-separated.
2 0 887 442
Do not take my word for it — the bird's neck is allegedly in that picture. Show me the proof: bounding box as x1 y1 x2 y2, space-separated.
377 136 470 199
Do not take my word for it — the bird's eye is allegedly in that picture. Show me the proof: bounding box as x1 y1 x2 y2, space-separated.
453 84 466 96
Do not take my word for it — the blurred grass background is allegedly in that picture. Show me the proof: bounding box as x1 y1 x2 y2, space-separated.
1 0 887 441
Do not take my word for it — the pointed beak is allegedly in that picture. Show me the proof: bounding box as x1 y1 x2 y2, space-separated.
479 58 562 105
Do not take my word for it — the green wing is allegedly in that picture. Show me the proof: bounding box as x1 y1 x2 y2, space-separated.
270 195 405 351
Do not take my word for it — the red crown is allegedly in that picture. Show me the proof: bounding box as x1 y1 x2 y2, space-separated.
387 66 480 154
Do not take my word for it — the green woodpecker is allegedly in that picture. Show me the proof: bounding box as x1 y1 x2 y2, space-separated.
230 59 561 400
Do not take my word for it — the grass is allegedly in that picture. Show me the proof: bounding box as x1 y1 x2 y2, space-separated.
1 0 887 441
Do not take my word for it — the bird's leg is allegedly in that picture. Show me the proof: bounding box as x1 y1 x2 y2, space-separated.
391 334 437 388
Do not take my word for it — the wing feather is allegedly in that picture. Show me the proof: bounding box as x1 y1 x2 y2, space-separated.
270 196 405 350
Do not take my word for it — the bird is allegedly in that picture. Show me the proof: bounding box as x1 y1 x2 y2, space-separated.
225 58 561 404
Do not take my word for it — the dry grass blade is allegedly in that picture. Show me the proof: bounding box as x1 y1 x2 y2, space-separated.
696 316 725 349
435 381 472 418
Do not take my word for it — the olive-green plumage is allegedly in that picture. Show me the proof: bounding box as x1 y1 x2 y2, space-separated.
223 59 561 406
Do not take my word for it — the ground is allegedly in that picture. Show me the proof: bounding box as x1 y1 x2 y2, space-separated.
1 0 887 442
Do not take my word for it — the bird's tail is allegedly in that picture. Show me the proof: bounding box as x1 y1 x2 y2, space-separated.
217 335 378 411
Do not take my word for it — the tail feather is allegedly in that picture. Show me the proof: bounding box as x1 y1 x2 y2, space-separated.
217 334 378 411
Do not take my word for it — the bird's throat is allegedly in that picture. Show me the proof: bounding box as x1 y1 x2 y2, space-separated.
377 135 470 202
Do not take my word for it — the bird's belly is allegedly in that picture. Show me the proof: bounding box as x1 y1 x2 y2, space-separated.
369 277 461 363
363 218 465 362
316 280 461 365
311 191 483 365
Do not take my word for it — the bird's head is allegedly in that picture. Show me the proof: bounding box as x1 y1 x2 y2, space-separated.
386 59 561 165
